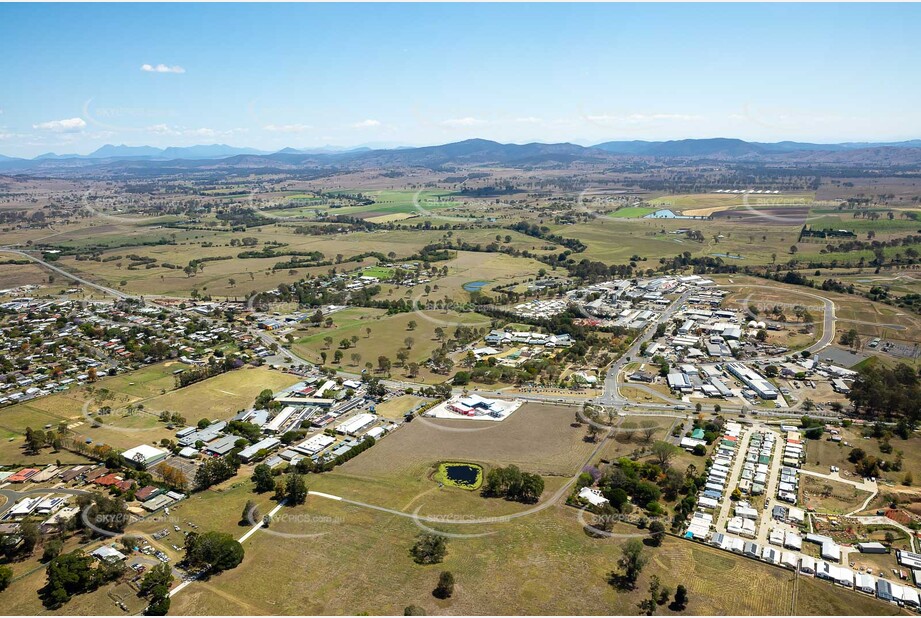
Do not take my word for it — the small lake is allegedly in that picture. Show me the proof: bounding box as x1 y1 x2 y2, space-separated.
644 209 680 218
463 280 488 292
644 209 696 220
440 463 483 489
711 253 745 260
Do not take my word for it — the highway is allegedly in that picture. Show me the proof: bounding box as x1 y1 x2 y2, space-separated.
0 247 131 300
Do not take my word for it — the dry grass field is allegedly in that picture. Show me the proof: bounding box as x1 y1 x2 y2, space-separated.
163 497 897 616
799 475 873 514
0 364 300 463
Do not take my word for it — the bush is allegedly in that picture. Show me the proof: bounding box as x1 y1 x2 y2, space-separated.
410 534 446 565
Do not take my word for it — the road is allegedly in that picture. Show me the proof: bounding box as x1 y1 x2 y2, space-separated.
0 248 131 299
722 283 837 358
598 290 692 407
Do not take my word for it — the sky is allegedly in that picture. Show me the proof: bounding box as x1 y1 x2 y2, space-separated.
1 3 920 157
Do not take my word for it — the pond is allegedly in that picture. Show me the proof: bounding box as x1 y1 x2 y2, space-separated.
437 462 484 490
463 280 488 292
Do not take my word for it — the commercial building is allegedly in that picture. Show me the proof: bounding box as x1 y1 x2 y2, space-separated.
121 444 169 469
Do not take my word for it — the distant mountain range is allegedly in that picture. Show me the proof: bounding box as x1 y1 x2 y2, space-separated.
592 137 921 157
3 137 921 173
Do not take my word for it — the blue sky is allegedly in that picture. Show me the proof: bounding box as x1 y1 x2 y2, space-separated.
1 3 919 157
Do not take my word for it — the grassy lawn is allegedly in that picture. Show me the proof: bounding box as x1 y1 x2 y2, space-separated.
608 206 657 218
374 394 427 420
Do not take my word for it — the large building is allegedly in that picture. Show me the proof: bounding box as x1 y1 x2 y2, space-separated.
725 362 778 399
121 444 169 469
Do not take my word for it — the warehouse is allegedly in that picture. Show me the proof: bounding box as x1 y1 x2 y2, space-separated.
292 433 335 456
336 413 377 435
857 542 888 554
725 362 778 399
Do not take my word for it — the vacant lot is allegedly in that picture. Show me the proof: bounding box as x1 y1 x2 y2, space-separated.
166 497 895 616
342 403 593 478
291 307 491 376
805 427 921 486
301 403 595 514
799 474 873 514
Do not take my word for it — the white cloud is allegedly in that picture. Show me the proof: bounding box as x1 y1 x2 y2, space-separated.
439 117 486 128
32 117 87 132
141 63 186 74
514 116 542 124
584 113 700 126
264 123 312 133
146 124 242 138
352 119 381 129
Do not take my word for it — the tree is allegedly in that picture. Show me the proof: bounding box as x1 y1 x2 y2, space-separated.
251 464 275 493
0 565 11 592
672 584 689 611
255 389 274 409
617 539 647 589
183 531 244 573
42 539 64 562
638 575 661 615
407 320 417 331
410 534 446 565
145 593 170 616
648 520 666 546
404 605 426 616
404 336 415 349
285 473 308 505
139 563 173 597
651 441 680 468
641 423 657 444
433 571 455 599
241 499 258 525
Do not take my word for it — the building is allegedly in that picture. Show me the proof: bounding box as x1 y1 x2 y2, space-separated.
292 433 335 456
577 487 609 507
121 444 169 469
91 545 127 563
857 542 888 554
725 362 778 399
238 437 281 463
335 413 377 435
202 435 238 457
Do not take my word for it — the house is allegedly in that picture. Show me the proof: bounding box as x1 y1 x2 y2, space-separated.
761 546 780 564
135 486 162 502
799 555 816 575
577 487 609 507
91 545 127 563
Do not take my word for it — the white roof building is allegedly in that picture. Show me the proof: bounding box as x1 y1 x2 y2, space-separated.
121 444 169 468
